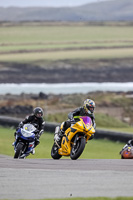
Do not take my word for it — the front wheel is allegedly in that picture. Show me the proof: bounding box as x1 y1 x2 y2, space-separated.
70 136 86 160
14 143 24 159
51 143 62 159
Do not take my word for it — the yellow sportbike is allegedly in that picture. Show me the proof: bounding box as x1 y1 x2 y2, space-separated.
51 116 95 160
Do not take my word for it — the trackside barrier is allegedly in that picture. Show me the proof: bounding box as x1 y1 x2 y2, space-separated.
0 116 133 143
95 129 133 143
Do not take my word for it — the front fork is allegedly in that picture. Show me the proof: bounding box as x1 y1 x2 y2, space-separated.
73 134 79 146
16 141 34 158
72 134 85 148
22 142 34 158
14 135 19 151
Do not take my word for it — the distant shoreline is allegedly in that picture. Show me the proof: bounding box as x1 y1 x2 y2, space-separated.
0 82 133 95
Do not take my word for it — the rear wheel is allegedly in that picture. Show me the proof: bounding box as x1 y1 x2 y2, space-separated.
70 136 86 160
14 143 24 159
51 144 62 159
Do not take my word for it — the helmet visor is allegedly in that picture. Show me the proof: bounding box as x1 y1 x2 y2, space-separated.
36 113 42 118
86 104 94 113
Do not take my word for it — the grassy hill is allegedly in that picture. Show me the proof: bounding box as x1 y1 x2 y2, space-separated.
0 0 133 21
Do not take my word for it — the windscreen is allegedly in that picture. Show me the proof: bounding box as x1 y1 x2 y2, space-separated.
23 124 36 132
80 116 92 126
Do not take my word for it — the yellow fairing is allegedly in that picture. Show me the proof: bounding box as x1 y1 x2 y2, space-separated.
58 117 95 156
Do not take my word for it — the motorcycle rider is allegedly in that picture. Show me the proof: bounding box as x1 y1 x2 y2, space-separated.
13 107 45 154
54 99 96 146
120 139 133 154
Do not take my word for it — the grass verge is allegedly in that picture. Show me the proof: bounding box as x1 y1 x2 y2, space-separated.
0 126 125 159
1 196 133 200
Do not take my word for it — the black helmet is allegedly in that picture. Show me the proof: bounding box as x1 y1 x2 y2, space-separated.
33 107 43 118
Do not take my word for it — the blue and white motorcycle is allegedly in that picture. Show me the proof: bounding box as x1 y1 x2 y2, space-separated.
14 123 36 159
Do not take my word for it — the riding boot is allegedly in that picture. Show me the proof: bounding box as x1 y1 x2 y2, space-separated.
31 148 35 155
54 130 64 147
34 138 40 148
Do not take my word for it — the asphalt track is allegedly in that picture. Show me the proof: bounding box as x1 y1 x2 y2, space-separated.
0 155 133 199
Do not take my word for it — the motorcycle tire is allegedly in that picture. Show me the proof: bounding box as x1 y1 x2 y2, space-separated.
51 144 62 159
14 143 24 159
70 136 86 160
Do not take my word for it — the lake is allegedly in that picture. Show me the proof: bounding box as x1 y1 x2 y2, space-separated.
0 82 133 95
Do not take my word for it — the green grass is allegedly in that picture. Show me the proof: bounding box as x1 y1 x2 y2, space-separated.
0 23 133 62
1 197 133 200
0 126 14 156
1 25 133 44
0 126 125 159
31 198 133 200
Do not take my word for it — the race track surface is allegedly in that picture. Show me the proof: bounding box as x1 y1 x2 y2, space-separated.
0 155 133 199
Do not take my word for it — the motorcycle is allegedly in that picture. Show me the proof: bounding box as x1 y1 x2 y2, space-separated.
13 123 36 159
120 145 133 159
51 116 95 160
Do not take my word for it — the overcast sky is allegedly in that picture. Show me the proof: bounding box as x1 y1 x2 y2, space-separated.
0 0 111 7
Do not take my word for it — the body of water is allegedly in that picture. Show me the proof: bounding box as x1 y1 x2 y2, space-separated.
0 82 133 95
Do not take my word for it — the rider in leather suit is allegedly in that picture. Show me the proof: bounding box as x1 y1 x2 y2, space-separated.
55 99 96 146
13 107 45 154
120 139 133 154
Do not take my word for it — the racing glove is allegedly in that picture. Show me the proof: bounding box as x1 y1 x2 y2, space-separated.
19 122 23 128
38 129 44 138
70 118 75 123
